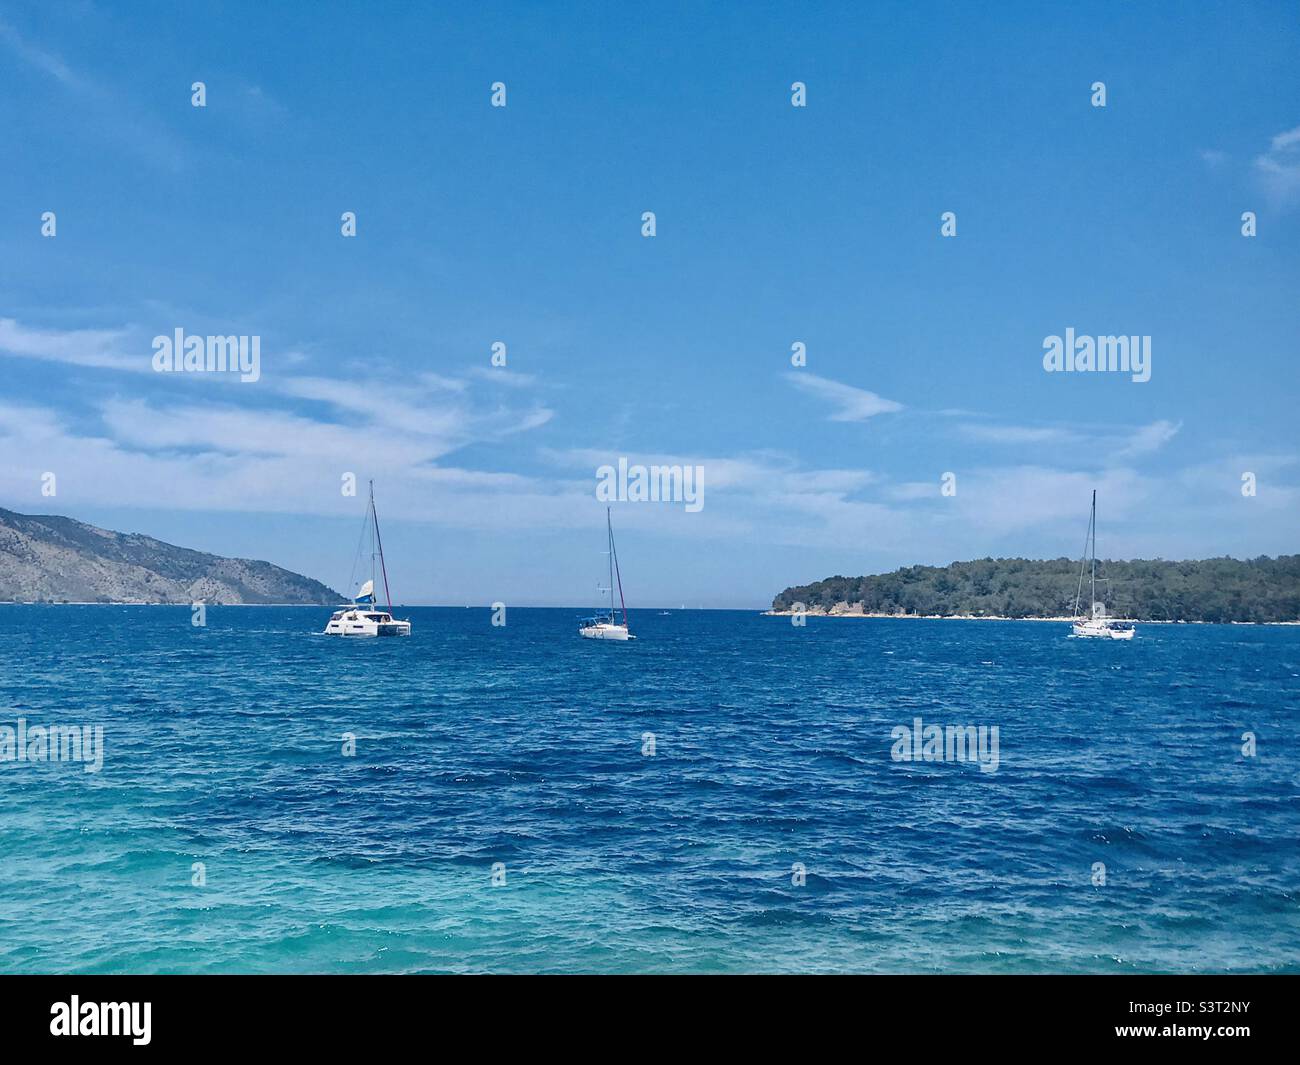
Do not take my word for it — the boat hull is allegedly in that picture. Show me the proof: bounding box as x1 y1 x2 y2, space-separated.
323 611 412 637
579 622 633 641
1071 621 1135 640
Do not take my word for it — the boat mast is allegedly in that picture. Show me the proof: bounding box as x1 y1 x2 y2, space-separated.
369 484 376 597
370 480 393 611
610 508 628 628
606 507 615 619
1090 490 1097 613
1073 494 1091 619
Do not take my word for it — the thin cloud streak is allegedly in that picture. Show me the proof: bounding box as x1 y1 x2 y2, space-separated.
785 372 903 422
0 17 187 170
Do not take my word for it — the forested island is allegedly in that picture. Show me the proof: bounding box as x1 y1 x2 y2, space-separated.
771 556 1300 623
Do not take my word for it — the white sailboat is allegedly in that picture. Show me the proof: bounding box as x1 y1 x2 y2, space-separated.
323 481 412 637
579 507 634 641
1070 490 1134 640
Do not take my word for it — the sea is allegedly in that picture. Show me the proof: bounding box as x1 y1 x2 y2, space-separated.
0 605 1296 974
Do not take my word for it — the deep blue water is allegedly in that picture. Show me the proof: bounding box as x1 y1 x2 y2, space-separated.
0 605 1296 973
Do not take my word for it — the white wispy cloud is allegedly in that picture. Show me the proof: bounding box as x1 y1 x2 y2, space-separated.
959 424 1078 446
2 392 1296 570
785 372 903 422
1254 124 1300 207
0 311 1291 571
277 376 474 438
99 398 447 465
0 311 560 527
466 366 539 388
0 317 553 446
1116 419 1182 459
416 372 468 393
549 447 875 496
1269 127 1300 152
957 419 1181 461
0 395 568 527
0 318 142 372
0 19 81 86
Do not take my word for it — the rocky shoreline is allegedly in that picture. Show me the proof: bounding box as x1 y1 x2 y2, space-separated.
763 608 1299 624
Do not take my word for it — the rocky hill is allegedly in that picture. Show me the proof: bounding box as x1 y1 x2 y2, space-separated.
0 507 340 605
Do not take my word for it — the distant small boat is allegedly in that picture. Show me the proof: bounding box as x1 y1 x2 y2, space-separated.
323 482 411 637
579 507 634 641
1070 490 1134 640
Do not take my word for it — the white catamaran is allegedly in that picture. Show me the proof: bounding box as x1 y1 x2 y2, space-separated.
579 507 634 641
1071 490 1134 640
323 481 412 637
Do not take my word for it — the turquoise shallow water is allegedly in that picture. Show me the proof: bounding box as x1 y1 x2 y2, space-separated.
0 605 1296 973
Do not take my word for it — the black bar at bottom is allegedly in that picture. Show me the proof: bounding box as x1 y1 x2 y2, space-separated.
0 974 1289 1052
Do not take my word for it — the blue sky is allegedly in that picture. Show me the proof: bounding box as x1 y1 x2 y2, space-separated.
1 1 1297 607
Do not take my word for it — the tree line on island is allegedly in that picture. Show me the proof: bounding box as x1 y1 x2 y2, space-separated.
771 556 1300 623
